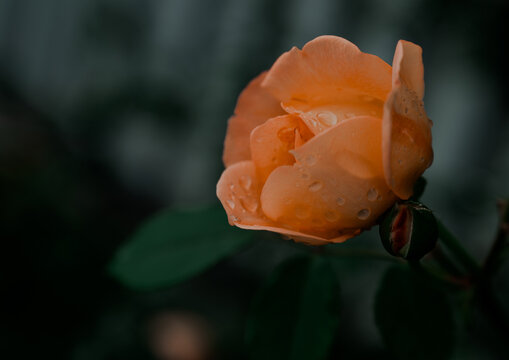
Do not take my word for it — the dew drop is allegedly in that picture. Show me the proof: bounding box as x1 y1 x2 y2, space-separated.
300 172 310 180
402 129 415 143
229 183 235 191
277 127 295 142
303 154 317 166
308 181 323 192
336 113 346 121
336 197 345 206
239 175 252 191
361 95 375 102
230 215 240 222
226 199 235 209
295 206 310 219
367 188 378 201
325 210 340 222
357 208 371 220
240 197 258 213
317 111 337 126
289 149 300 162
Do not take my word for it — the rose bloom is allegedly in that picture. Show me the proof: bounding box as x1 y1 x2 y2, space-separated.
216 36 433 245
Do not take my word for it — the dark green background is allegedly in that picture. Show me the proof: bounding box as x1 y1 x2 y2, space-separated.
1 0 508 358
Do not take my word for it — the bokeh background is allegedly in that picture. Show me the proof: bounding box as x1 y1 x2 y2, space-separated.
1 0 508 359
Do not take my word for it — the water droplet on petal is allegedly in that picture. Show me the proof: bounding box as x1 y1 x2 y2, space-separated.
239 175 252 191
325 210 340 222
303 154 317 166
357 208 371 220
361 95 375 102
317 111 337 126
230 215 240 222
308 181 323 192
300 172 310 180
295 206 310 219
277 127 295 142
226 199 235 209
367 188 378 201
336 197 345 206
289 149 301 162
402 129 415 143
240 197 258 213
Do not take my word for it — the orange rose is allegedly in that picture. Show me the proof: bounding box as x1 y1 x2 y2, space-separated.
216 36 433 245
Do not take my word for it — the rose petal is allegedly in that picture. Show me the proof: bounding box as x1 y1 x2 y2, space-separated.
262 36 392 105
223 72 286 167
260 116 397 238
217 161 264 225
216 160 359 244
392 40 425 100
281 99 384 135
236 223 358 246
383 41 433 199
250 114 313 182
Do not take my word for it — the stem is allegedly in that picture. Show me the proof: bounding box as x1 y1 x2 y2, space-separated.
421 262 472 289
476 200 509 335
481 200 509 279
437 220 481 278
431 245 466 278
477 282 509 335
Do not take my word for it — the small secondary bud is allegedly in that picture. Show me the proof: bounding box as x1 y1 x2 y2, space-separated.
379 201 438 260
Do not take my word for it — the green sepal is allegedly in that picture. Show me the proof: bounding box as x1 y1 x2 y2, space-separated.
379 201 438 261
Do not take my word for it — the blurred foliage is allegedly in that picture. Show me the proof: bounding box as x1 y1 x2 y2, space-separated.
1 0 508 359
110 206 252 290
0 79 157 358
375 265 454 360
246 256 340 360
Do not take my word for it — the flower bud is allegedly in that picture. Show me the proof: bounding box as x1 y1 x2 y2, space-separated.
379 201 438 260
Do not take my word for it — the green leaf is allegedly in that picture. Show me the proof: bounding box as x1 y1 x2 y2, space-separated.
246 255 340 360
109 205 252 290
375 265 455 360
